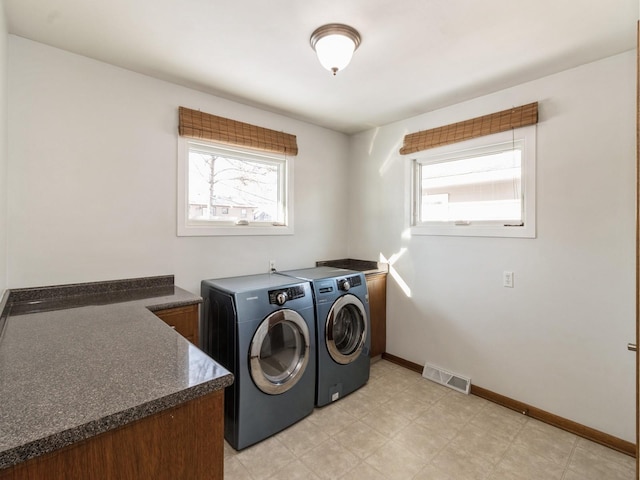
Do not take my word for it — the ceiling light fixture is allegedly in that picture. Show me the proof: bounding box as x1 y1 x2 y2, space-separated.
310 23 361 76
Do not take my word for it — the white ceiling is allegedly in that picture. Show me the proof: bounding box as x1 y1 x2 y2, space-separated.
3 0 638 134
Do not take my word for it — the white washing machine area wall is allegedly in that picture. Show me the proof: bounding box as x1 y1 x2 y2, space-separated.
200 273 316 450
278 266 371 407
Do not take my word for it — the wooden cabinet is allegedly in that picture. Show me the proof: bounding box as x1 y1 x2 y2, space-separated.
154 304 199 345
0 389 225 480
366 272 387 358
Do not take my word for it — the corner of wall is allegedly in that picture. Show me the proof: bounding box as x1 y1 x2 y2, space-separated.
0 2 8 294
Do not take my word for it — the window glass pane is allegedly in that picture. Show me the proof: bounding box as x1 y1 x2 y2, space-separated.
420 148 522 223
187 147 283 224
409 125 535 238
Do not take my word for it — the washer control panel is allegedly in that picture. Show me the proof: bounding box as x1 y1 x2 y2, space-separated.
337 275 362 291
269 285 306 305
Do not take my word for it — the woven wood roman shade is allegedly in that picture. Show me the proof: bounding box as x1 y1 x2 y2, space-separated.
399 102 538 155
179 106 298 156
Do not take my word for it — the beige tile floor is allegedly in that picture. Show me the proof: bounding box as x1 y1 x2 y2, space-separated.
223 360 636 480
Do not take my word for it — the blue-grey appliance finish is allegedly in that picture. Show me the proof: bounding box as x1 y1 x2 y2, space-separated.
200 273 316 450
278 266 370 407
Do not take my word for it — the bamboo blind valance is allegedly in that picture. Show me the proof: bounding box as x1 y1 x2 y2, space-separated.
399 102 538 155
179 106 298 156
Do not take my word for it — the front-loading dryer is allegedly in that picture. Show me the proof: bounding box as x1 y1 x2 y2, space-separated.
279 266 370 407
200 273 316 450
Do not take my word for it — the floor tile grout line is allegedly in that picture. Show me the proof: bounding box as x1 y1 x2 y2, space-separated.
483 414 531 479
346 369 450 478
446 392 515 480
559 436 580 480
356 436 400 480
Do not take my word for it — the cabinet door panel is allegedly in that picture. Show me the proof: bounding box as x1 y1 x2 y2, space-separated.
366 273 387 358
154 304 199 345
0 390 224 480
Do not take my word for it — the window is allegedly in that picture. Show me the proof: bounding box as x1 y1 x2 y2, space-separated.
410 125 536 238
178 138 293 236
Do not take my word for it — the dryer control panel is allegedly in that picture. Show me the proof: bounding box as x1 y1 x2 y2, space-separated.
269 285 306 306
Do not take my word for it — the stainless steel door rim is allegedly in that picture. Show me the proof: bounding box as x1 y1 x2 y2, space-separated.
250 309 311 395
326 294 367 365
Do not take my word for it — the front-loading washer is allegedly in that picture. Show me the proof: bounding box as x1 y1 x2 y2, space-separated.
279 266 370 407
200 273 316 450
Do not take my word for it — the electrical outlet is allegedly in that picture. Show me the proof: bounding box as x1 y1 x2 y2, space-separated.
503 271 514 288
269 260 276 272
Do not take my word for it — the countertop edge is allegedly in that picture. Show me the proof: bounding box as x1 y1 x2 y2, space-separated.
0 290 9 344
145 296 204 312
0 373 234 470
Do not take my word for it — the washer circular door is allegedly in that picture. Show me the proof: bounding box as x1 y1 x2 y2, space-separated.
326 294 368 365
249 309 311 395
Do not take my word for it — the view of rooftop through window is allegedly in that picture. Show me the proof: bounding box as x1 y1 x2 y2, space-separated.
419 147 522 223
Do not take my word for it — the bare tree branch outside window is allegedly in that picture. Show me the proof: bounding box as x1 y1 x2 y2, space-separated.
188 150 281 223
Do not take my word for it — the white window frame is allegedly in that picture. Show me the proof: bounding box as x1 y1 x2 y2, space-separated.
177 137 294 236
409 125 536 238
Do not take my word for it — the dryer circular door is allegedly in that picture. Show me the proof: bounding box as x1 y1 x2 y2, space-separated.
249 309 311 395
326 294 368 365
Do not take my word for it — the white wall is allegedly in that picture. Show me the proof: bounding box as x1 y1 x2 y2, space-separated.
0 5 7 297
348 51 636 442
7 36 350 294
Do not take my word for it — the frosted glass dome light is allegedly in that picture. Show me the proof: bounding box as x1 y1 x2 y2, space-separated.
310 24 361 76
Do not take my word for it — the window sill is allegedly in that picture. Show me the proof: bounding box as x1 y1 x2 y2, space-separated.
178 223 294 237
410 223 535 238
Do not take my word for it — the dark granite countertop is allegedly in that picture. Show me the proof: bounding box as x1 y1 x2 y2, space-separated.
316 258 388 275
0 275 234 470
